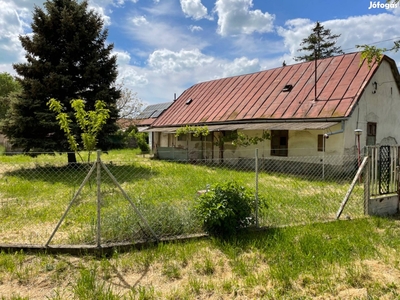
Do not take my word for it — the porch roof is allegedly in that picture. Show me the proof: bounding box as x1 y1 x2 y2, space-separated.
145 121 339 133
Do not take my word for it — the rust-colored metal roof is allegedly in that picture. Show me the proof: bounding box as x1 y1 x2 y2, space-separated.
152 52 395 128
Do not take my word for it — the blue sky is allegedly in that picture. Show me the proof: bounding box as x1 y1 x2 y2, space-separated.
1 0 400 108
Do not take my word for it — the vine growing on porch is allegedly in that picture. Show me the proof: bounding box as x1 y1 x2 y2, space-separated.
232 131 271 147
175 125 210 138
175 125 270 147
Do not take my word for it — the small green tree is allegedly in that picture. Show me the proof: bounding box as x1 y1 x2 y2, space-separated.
47 98 110 162
295 21 343 62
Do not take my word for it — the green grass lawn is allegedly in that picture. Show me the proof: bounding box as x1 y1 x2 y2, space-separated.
0 149 396 299
0 149 364 245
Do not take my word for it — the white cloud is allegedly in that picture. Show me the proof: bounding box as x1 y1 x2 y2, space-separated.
142 0 179 17
219 56 261 77
114 50 132 65
132 15 149 26
390 2 400 15
180 0 211 20
148 48 214 73
0 1 29 67
88 3 112 25
126 19 209 51
214 0 275 36
189 25 203 32
276 18 314 62
114 50 148 87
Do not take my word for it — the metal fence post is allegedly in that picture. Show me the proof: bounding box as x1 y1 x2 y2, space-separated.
255 148 259 228
96 150 101 248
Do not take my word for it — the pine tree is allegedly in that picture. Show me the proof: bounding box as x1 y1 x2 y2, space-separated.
295 21 344 62
1 0 120 161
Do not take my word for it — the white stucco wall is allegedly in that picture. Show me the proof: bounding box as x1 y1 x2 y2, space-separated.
230 125 343 159
344 60 400 151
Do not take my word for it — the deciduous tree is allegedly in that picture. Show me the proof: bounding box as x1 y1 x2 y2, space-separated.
115 80 143 119
48 98 110 162
0 72 21 121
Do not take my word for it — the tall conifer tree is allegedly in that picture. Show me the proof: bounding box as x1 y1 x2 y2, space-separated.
1 0 120 160
295 21 344 62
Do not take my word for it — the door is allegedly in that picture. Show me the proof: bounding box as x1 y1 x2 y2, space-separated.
271 130 288 157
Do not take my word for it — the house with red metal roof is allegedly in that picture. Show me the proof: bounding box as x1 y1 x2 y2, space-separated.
146 52 400 168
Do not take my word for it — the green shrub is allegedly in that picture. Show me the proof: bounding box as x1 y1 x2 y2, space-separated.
195 181 259 237
125 125 150 152
135 132 150 152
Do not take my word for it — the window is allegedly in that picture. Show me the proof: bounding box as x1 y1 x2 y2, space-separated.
271 130 288 156
318 134 325 152
177 134 187 141
366 122 377 145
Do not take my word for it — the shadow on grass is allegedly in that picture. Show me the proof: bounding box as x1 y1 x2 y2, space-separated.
3 162 156 187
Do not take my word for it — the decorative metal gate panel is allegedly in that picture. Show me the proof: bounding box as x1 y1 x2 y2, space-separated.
379 146 391 194
369 145 399 196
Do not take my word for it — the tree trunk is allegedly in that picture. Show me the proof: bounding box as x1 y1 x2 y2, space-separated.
68 152 77 164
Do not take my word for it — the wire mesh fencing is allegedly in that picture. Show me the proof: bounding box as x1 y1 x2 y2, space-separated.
0 150 366 246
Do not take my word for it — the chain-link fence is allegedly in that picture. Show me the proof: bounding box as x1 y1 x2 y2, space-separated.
0 150 365 246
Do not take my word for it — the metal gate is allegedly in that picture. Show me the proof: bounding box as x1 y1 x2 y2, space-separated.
368 145 399 196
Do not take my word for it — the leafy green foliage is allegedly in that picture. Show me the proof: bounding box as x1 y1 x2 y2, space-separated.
232 131 270 147
0 72 21 121
175 125 210 138
213 130 270 148
47 98 110 161
357 42 400 68
127 126 150 152
194 181 260 237
0 73 21 98
135 132 150 152
295 21 343 62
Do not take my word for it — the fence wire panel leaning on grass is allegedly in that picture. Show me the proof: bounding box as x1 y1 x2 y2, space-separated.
0 150 365 246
